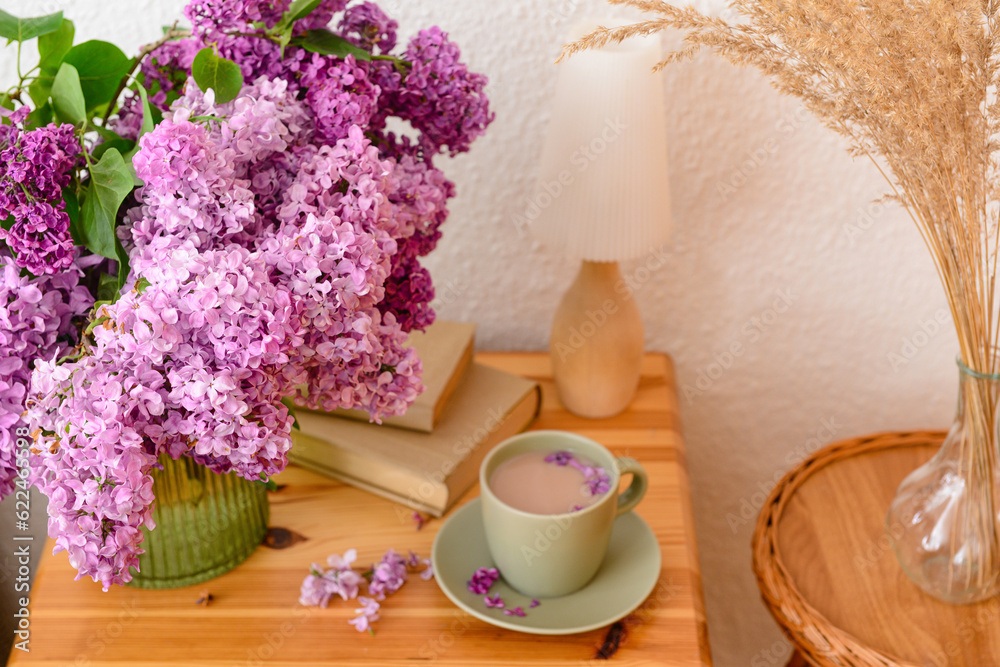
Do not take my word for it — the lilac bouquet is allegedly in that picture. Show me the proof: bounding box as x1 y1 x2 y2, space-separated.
0 0 492 589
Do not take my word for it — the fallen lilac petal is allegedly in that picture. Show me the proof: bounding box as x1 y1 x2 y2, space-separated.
503 606 526 617
484 593 504 608
530 599 540 608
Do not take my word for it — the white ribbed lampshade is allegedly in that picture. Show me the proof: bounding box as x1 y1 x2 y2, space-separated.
532 21 672 262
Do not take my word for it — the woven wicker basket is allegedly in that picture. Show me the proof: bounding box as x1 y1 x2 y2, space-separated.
751 431 949 667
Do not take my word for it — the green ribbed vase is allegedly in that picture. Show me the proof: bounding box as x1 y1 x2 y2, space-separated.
128 454 270 589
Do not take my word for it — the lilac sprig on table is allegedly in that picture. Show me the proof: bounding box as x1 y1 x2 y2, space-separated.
299 548 433 633
466 567 540 617
544 450 612 498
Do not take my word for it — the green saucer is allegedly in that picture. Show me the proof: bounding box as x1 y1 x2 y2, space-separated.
431 498 662 635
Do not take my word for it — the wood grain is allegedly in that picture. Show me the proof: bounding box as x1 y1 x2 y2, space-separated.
758 431 1000 666
9 353 710 666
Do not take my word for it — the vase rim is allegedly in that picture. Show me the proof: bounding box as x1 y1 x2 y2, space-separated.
956 355 1000 380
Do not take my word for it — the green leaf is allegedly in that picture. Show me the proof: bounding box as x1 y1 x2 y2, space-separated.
114 237 131 293
51 63 86 126
92 136 134 161
280 397 301 431
63 41 131 111
0 215 12 232
79 148 133 259
0 9 63 42
191 48 243 105
134 85 154 139
255 479 279 492
284 0 323 25
291 29 372 61
96 272 119 302
119 86 155 186
29 18 75 105
62 186 81 243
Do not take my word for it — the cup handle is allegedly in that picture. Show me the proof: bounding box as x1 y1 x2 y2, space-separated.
615 457 648 516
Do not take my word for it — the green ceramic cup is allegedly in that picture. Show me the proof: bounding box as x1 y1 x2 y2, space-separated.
479 430 648 598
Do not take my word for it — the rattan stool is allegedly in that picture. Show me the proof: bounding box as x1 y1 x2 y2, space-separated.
752 430 1000 666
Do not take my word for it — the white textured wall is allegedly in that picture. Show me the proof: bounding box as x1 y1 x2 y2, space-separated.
0 1 961 665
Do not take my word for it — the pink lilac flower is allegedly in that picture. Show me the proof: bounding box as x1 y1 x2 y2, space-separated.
503 607 526 617
368 548 407 600
349 596 380 633
530 599 540 608
467 567 499 595
299 549 366 606
484 593 504 609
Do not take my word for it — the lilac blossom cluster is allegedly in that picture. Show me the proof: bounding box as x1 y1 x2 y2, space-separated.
0 108 80 275
132 0 492 331
300 548 433 632
27 77 425 589
0 252 92 497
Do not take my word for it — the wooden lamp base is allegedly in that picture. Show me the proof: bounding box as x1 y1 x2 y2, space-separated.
550 260 644 418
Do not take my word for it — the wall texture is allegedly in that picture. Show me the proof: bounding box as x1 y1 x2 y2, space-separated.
0 1 960 665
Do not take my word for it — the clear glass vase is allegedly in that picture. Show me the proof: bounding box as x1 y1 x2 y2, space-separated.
887 357 1000 604
128 454 270 589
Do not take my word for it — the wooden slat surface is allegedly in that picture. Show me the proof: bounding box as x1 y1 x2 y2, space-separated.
9 353 711 666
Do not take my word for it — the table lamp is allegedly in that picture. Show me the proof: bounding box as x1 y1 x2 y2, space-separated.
533 21 672 418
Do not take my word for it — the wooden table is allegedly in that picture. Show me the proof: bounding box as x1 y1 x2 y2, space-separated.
10 353 710 666
753 431 1000 667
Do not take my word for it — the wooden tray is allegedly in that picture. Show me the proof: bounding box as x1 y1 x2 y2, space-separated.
752 430 1000 666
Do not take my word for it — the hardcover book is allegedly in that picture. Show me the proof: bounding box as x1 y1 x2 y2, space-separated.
290 363 541 516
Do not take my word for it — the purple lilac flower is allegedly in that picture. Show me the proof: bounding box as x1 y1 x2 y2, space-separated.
3 202 76 274
299 560 365 607
0 120 80 274
544 451 574 466
503 607 527 617
381 27 494 156
185 0 289 41
299 53 380 147
587 470 612 496
349 596 380 633
530 599 540 608
0 252 91 499
137 38 202 112
295 0 348 31
368 548 408 600
339 2 398 53
467 567 499 595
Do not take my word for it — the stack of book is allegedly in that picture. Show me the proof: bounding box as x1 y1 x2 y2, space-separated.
289 321 542 516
